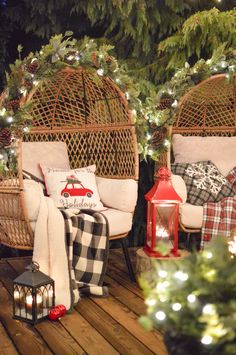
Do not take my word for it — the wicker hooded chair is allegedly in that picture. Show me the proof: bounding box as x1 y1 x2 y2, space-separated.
0 67 139 276
160 73 236 236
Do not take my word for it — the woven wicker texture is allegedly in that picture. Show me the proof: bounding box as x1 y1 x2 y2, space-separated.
0 66 138 249
175 74 236 135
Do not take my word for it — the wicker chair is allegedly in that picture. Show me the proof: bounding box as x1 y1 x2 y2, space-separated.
0 67 139 279
159 73 236 240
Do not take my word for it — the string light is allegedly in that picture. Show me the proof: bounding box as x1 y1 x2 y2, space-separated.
125 92 130 100
201 335 213 345
172 303 182 311
158 270 167 278
155 311 166 321
173 270 189 281
97 68 104 76
205 251 213 259
6 116 13 123
228 236 236 256
187 294 196 303
171 100 178 108
145 298 157 307
202 304 216 315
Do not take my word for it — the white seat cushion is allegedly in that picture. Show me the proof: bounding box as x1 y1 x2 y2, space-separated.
101 208 133 236
96 177 138 213
179 203 203 229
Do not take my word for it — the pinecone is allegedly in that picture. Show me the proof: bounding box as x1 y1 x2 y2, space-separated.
106 56 118 72
157 98 173 110
64 51 77 65
150 127 167 148
23 79 33 90
91 52 99 67
25 61 39 74
0 128 12 147
4 99 20 112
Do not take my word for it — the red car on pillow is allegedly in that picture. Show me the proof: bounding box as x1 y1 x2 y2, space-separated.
61 175 93 198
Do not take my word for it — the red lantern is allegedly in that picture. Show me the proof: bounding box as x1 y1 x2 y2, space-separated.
144 167 182 258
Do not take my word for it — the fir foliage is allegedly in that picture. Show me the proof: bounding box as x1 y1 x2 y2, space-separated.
157 8 236 77
140 237 236 354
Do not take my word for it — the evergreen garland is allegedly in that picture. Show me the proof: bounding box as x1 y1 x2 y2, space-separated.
0 32 235 173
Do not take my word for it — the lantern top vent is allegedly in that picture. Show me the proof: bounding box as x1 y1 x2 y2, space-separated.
145 167 182 203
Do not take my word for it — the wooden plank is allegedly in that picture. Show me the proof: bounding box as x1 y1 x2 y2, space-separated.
104 275 146 316
92 295 167 355
107 263 144 298
36 320 86 355
59 310 119 355
0 281 53 355
77 297 153 355
1 260 86 355
0 321 18 355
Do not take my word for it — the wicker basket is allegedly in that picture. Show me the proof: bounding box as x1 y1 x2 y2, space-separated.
0 67 139 249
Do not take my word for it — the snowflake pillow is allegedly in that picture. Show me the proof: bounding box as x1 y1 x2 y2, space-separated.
171 161 235 206
40 164 105 211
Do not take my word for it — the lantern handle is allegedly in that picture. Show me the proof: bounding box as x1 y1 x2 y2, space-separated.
25 261 40 272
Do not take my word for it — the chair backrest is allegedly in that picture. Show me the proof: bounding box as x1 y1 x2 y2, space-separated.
23 67 139 179
159 73 236 168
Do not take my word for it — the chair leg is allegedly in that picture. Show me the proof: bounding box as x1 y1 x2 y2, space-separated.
119 238 136 282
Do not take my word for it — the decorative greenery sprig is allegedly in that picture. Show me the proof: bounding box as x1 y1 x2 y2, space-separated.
139 237 236 354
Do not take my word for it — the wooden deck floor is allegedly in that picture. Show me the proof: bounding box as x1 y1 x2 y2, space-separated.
0 248 167 355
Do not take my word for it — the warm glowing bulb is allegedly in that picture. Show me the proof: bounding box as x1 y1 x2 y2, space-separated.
6 116 13 123
172 303 182 311
97 68 104 76
158 270 167 278
145 298 157 307
201 335 213 345
187 294 196 303
174 271 189 281
155 311 166 321
206 252 213 259
202 304 216 315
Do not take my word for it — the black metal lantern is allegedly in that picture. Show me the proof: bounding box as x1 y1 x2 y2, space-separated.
13 261 55 324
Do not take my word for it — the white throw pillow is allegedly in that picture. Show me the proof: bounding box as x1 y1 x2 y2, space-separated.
40 164 105 211
22 141 70 181
171 174 187 204
172 134 236 176
96 176 138 213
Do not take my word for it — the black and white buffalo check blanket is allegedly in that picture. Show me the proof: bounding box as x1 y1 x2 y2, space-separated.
201 196 236 249
60 209 109 306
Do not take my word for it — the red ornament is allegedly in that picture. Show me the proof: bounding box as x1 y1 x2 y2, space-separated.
48 304 67 321
144 167 182 258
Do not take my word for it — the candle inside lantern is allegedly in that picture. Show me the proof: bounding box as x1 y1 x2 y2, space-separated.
25 294 43 318
156 227 169 238
14 290 21 316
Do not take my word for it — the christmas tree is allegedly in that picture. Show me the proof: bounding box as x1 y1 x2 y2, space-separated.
139 237 236 355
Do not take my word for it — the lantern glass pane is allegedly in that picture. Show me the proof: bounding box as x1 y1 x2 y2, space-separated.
155 204 177 248
147 201 152 247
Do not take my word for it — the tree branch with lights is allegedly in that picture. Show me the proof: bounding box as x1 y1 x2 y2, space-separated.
139 237 236 355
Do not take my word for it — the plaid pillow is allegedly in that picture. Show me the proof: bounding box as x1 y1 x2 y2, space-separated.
226 166 236 192
171 160 235 206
